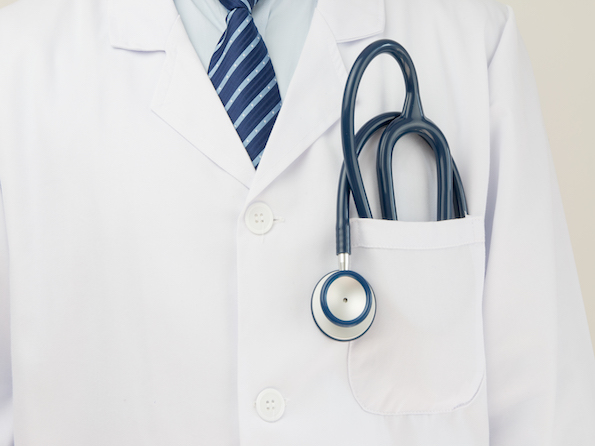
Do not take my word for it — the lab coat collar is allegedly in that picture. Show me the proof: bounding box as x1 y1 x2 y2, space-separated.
108 0 385 191
317 0 385 43
246 0 385 198
151 16 258 188
108 0 179 52
108 0 385 51
245 9 351 199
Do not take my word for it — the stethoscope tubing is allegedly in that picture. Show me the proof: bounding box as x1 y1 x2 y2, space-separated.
336 39 468 257
341 40 425 220
336 112 399 255
377 117 453 221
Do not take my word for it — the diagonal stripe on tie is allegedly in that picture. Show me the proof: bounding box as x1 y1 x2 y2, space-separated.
208 0 281 168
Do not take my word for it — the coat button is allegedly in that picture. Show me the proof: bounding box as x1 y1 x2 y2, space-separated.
245 202 274 235
255 388 285 422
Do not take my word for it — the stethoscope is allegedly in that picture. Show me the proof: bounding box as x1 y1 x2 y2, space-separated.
311 40 468 341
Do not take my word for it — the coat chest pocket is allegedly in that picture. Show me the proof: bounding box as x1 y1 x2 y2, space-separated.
347 215 486 415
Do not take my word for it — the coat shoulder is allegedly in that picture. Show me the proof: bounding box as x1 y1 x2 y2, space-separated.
384 0 509 24
0 0 107 58
384 0 510 35
383 0 511 63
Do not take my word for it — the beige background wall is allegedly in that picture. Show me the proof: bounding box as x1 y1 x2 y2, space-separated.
504 0 595 352
0 0 593 351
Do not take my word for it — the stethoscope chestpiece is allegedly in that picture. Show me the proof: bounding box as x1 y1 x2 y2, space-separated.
311 270 376 341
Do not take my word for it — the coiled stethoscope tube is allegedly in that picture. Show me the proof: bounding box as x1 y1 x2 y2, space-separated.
312 40 468 341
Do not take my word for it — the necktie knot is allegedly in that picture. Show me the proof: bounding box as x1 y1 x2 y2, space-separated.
219 0 258 13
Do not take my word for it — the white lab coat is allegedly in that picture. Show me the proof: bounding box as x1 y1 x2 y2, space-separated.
0 0 594 444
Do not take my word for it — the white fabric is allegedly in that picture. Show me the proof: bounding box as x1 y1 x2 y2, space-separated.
0 0 594 444
173 0 318 99
348 215 486 414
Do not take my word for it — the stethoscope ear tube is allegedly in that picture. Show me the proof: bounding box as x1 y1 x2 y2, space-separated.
453 161 468 217
377 119 453 220
336 112 400 255
340 40 425 220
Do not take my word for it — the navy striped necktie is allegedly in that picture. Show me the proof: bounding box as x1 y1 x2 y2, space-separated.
208 0 282 168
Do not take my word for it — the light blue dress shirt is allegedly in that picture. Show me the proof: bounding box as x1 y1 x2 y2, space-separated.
173 0 318 100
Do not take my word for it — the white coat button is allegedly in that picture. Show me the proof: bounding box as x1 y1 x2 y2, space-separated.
255 388 285 422
245 202 274 235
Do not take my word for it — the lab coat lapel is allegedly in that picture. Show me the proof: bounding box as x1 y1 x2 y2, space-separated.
108 0 385 192
247 0 385 200
109 0 255 188
150 18 256 188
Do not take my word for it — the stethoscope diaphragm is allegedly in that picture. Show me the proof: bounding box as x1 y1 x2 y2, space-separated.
311 270 376 341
